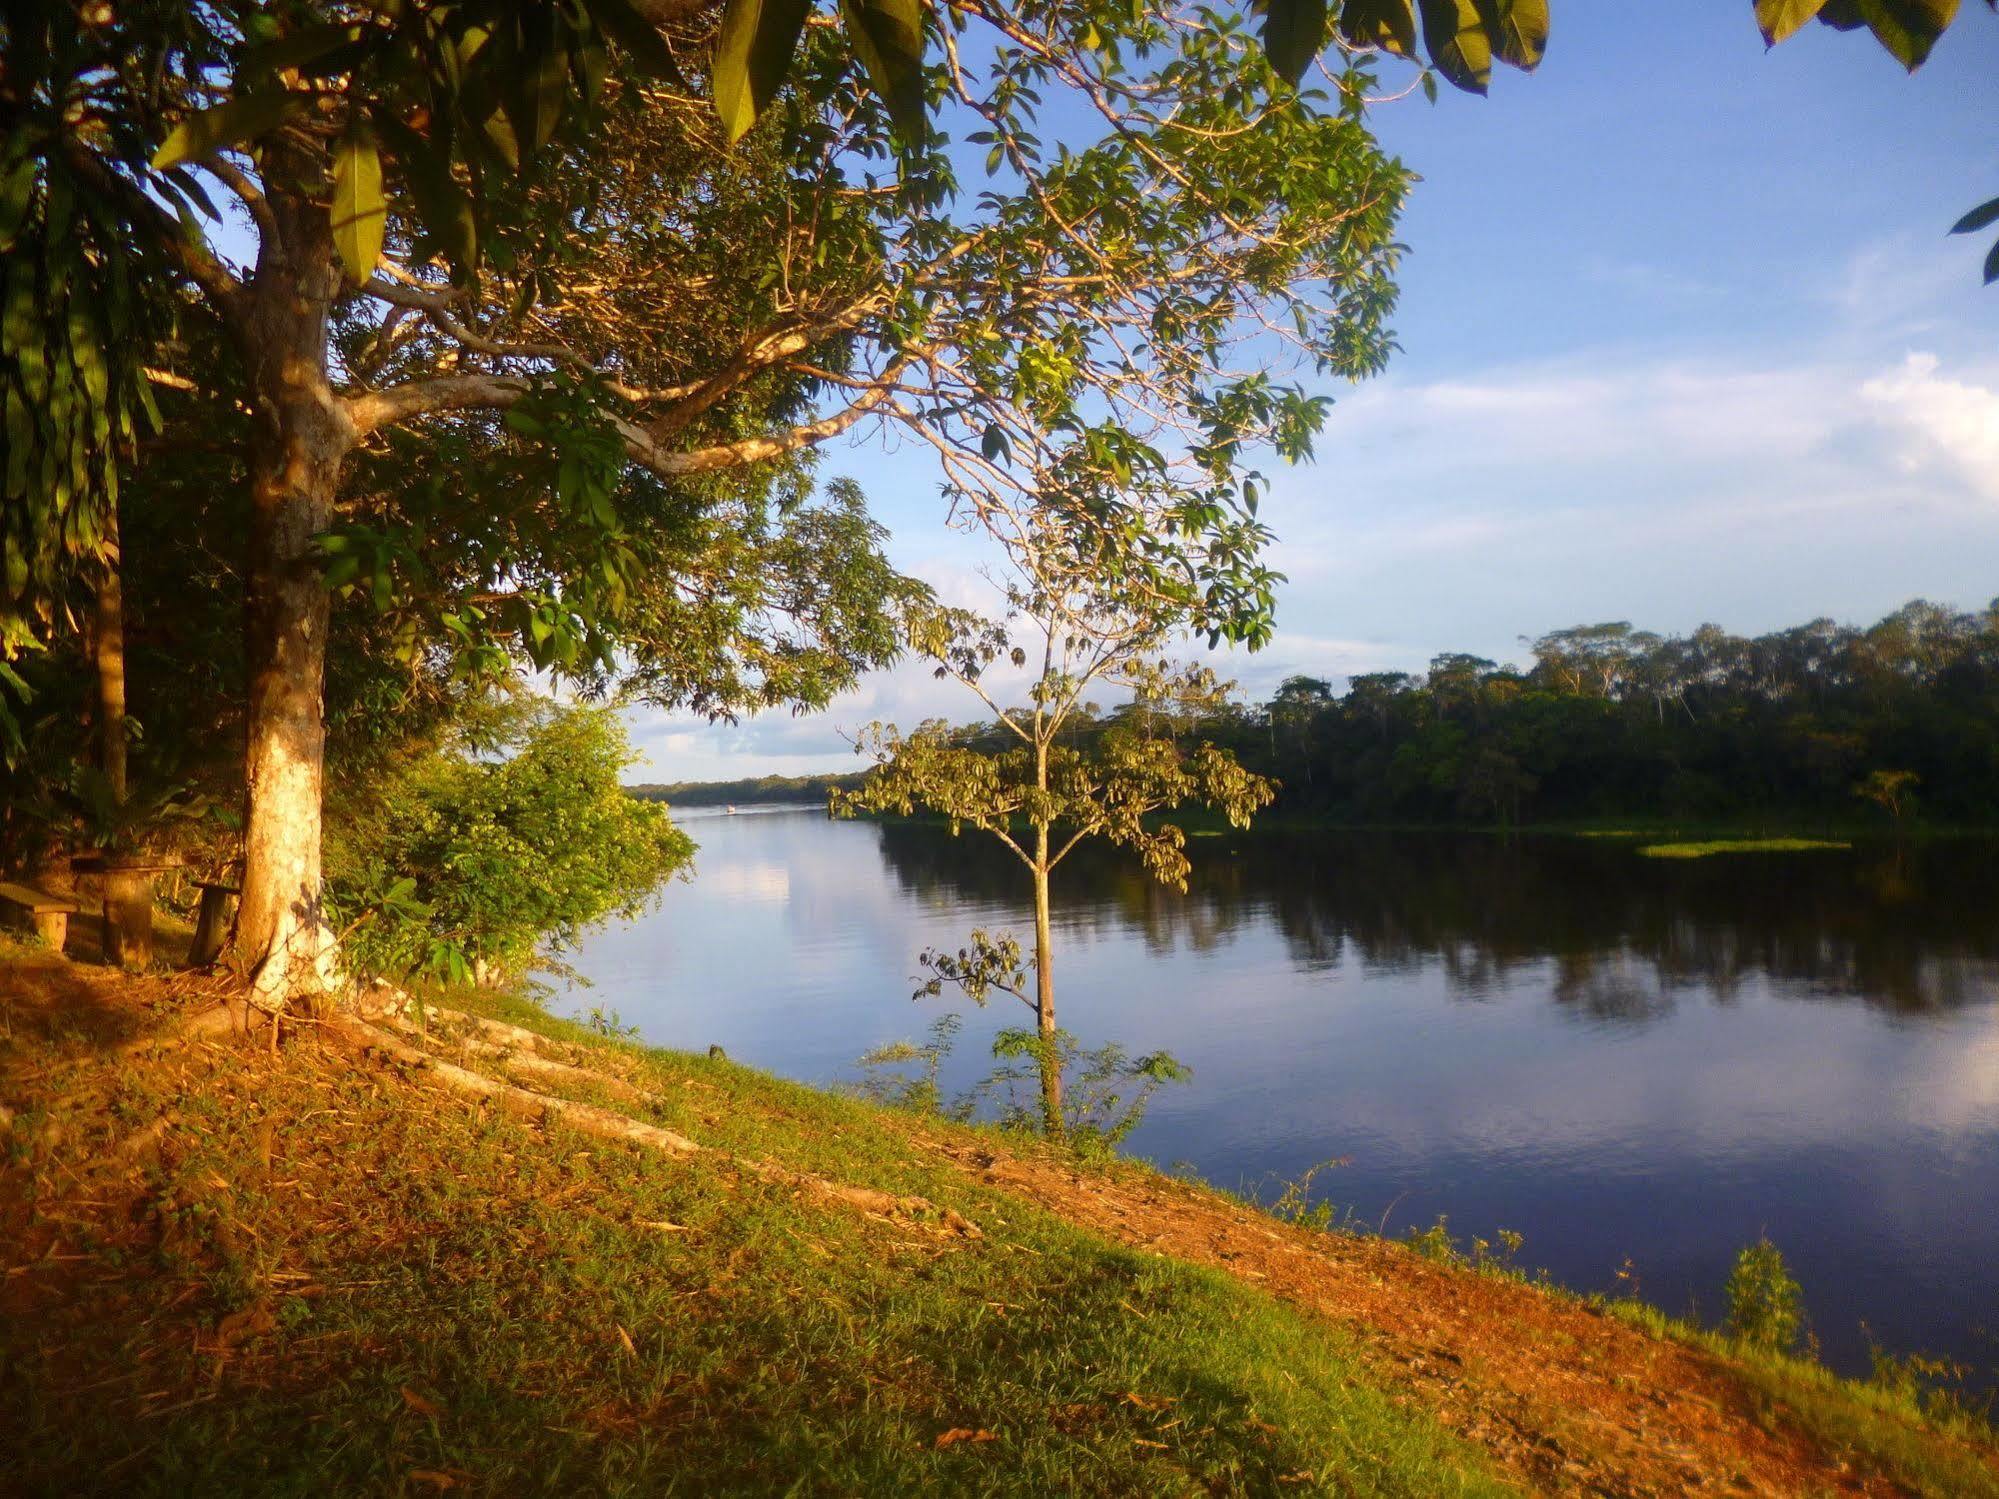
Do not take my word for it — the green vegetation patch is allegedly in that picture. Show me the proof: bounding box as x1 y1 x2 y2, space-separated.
1601 1299 1999 1499
1636 838 1852 860
4 992 1506 1498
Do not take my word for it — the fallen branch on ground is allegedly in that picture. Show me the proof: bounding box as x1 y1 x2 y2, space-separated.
335 1017 705 1157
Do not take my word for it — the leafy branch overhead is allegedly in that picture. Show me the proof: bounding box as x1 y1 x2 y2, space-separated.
708 0 1994 278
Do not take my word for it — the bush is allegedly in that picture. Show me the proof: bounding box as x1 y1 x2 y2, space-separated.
329 699 693 985
1725 1238 1804 1353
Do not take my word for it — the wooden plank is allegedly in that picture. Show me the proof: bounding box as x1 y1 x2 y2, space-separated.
0 882 77 914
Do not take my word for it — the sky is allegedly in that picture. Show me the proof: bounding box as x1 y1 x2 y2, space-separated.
630 7 1999 782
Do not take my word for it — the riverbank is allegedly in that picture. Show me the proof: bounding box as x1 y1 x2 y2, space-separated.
4 945 1995 1495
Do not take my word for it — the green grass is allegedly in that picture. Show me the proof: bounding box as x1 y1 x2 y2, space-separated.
1598 1300 1999 1499
1635 837 1853 859
9 970 1996 1496
4 985 1509 1497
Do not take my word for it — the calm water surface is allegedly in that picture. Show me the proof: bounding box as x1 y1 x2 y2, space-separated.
562 807 1999 1379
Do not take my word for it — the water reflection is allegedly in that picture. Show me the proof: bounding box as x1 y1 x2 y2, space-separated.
875 824 1999 1017
568 812 1999 1383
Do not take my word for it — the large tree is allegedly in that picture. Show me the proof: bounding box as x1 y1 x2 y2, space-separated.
3 0 1408 1007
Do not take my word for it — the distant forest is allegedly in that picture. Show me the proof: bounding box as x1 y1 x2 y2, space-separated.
636 600 1999 827
788 600 1994 829
1220 599 1999 826
627 772 865 808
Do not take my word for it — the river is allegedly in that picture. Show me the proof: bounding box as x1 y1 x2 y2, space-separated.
561 806 1999 1381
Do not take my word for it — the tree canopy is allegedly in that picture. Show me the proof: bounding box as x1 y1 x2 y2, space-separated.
0 0 1417 1002
1193 598 1999 827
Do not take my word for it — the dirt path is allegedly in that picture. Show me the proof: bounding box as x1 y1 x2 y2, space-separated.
919 1135 1961 1498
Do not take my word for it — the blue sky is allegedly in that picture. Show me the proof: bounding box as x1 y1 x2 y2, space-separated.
632 8 1999 781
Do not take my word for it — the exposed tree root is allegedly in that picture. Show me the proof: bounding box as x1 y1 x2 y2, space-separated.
335 1017 980 1239
360 986 601 1064
368 1006 664 1108
336 1018 705 1157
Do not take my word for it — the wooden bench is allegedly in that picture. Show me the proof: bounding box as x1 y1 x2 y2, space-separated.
0 881 78 952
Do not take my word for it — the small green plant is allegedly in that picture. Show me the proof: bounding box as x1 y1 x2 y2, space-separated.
854 1014 971 1121
1266 1159 1350 1232
1470 1227 1526 1277
1865 1332 1989 1425
850 1012 1189 1155
1725 1237 1804 1353
975 1028 1190 1155
1407 1215 1460 1264
578 1005 640 1041
1612 1256 1643 1302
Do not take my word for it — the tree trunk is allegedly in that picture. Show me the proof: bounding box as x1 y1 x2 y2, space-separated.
1032 829 1062 1136
101 863 154 969
91 506 127 801
230 204 351 1010
92 508 155 966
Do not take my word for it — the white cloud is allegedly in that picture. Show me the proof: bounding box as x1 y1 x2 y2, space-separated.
1861 352 1999 503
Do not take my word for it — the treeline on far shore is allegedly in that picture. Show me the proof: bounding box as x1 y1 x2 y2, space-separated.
1220 599 1999 828
627 772 866 808
634 599 1999 829
703 599 1989 832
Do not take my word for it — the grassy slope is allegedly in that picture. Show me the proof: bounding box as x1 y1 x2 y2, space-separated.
3 950 1994 1496
2 959 1502 1497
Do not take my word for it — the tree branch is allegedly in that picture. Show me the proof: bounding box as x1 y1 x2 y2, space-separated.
63 146 244 323
345 357 911 480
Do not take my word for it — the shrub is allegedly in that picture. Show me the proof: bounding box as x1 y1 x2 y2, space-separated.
1725 1238 1804 1353
329 699 693 985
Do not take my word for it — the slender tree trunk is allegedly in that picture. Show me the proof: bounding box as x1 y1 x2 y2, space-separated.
1032 825 1061 1135
230 197 351 1010
92 506 157 968
91 506 127 801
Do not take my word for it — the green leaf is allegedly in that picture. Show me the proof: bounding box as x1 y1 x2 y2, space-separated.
1338 0 1420 58
1756 0 1830 45
0 155 36 251
1846 0 1959 69
331 127 385 287
1950 195 1999 234
521 39 569 151
1263 0 1331 85
151 92 305 170
1984 236 1999 286
583 0 688 84
840 0 929 145
481 106 521 171
713 0 812 144
1419 0 1492 93
1479 0 1548 68
377 114 478 273
242 20 367 77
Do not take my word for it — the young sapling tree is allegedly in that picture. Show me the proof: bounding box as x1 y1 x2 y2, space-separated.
834 556 1274 1135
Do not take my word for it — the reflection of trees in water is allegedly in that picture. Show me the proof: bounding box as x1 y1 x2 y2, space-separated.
871 823 1999 1018
872 823 1248 957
